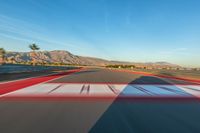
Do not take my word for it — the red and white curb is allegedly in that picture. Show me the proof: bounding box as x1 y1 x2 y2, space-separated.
1 83 200 98
0 69 82 96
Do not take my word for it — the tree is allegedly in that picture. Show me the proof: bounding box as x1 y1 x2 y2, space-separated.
0 48 6 65
29 43 40 51
29 44 40 66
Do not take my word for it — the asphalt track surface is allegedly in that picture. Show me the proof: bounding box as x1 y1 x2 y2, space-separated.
1 68 200 133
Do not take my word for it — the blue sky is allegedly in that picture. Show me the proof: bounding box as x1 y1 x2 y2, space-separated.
0 0 200 67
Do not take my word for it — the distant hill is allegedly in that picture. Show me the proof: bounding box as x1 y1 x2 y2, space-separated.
5 50 180 67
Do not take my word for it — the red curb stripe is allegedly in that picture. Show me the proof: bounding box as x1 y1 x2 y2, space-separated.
1 95 199 102
111 69 200 84
47 82 199 85
0 69 81 95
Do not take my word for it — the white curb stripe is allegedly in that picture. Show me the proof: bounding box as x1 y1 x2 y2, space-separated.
1 83 200 97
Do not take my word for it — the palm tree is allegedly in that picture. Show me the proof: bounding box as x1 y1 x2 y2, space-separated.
0 48 6 65
29 44 40 65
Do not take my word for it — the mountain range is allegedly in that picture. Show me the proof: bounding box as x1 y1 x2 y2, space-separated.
5 50 180 67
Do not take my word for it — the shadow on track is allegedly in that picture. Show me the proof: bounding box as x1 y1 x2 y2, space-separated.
130 76 172 85
89 76 200 133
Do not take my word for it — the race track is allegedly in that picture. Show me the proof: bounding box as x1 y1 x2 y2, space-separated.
0 68 200 133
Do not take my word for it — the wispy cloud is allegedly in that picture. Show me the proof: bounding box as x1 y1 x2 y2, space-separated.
0 14 113 58
0 14 88 51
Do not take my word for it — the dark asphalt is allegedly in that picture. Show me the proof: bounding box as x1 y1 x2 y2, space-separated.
49 68 195 85
0 68 200 133
0 101 112 133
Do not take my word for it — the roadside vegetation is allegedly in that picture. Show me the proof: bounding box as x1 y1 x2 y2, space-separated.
0 48 6 65
107 65 200 80
106 65 136 69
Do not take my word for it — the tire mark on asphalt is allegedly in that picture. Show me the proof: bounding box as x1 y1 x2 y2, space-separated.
159 86 188 95
183 87 200 92
87 85 90 94
107 85 119 95
131 85 156 95
47 84 63 94
80 84 90 94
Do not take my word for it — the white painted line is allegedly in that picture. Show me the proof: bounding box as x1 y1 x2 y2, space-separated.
141 85 191 96
2 84 59 96
89 84 114 95
179 85 200 98
1 83 200 98
119 85 148 96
